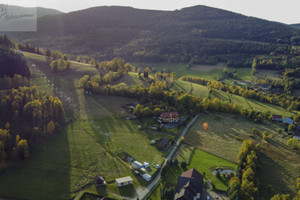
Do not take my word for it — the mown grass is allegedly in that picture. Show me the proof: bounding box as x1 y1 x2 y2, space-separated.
185 112 300 199
0 52 168 200
148 146 237 199
171 80 209 98
211 89 296 117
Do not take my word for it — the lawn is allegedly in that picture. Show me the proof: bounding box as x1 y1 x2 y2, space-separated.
148 145 237 199
176 146 237 190
0 52 169 199
211 89 296 117
184 112 300 199
171 80 209 98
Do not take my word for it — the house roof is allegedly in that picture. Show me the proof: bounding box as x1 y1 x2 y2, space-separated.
181 168 203 180
115 176 133 184
159 138 169 146
160 112 179 119
272 115 282 119
294 131 300 137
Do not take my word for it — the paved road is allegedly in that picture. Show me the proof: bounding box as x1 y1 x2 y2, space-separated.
138 114 200 200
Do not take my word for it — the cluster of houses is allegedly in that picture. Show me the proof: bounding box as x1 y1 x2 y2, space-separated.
158 111 180 124
253 84 282 95
174 168 203 200
272 115 300 141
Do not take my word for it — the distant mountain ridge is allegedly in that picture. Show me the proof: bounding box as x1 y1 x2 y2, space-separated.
4 5 300 63
290 23 300 29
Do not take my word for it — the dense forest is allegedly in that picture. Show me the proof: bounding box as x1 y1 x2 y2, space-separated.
4 6 300 65
0 87 65 171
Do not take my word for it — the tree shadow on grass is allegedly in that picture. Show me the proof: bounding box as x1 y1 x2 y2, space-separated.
257 152 293 199
118 185 138 199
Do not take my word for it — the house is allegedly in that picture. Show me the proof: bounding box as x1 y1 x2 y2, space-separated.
132 161 143 169
261 84 270 91
115 176 133 187
143 162 150 168
272 115 282 122
94 175 106 186
283 118 294 125
142 173 152 181
293 131 300 141
158 138 169 149
159 112 180 123
174 168 203 200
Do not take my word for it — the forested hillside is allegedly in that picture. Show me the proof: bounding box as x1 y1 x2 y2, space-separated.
5 6 300 64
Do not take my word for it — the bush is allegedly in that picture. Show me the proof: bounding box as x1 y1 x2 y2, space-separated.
181 161 187 169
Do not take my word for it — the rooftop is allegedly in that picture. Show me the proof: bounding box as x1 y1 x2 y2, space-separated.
115 176 133 183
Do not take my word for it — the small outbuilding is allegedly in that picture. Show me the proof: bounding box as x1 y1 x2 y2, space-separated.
94 175 106 186
132 161 143 169
142 173 152 181
158 138 169 149
116 176 133 187
143 162 150 168
272 115 282 122
293 131 300 141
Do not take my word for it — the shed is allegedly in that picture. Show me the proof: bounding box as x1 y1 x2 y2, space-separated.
158 138 169 149
142 173 152 181
143 162 150 168
272 115 282 122
94 175 106 186
293 131 300 141
115 176 133 187
132 161 143 169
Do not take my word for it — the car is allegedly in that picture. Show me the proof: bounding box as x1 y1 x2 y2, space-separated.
207 196 210 200
134 170 140 176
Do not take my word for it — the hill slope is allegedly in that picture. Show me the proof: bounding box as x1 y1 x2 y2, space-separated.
290 23 300 29
5 5 300 62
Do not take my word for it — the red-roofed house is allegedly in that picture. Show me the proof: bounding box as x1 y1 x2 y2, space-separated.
160 112 179 123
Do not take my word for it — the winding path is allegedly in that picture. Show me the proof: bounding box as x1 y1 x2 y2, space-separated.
138 114 200 200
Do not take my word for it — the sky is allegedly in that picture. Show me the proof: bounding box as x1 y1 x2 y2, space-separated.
1 0 300 24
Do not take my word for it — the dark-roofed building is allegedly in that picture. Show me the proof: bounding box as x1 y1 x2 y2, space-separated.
94 175 106 186
294 131 300 141
158 138 169 150
272 115 282 122
174 168 203 200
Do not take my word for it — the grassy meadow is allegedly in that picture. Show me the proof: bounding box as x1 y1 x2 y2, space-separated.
0 52 170 200
185 112 300 199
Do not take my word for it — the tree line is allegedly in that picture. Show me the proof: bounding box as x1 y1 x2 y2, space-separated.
228 140 260 199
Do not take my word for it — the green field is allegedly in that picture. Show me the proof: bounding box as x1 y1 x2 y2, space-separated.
185 112 300 199
135 62 225 80
211 89 296 117
0 52 168 200
171 80 209 98
149 146 237 199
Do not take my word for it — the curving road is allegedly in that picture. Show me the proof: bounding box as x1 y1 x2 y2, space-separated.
138 114 200 200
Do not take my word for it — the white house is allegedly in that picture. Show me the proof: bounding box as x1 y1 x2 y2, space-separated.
143 162 150 168
132 161 143 169
142 174 152 181
116 176 133 187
